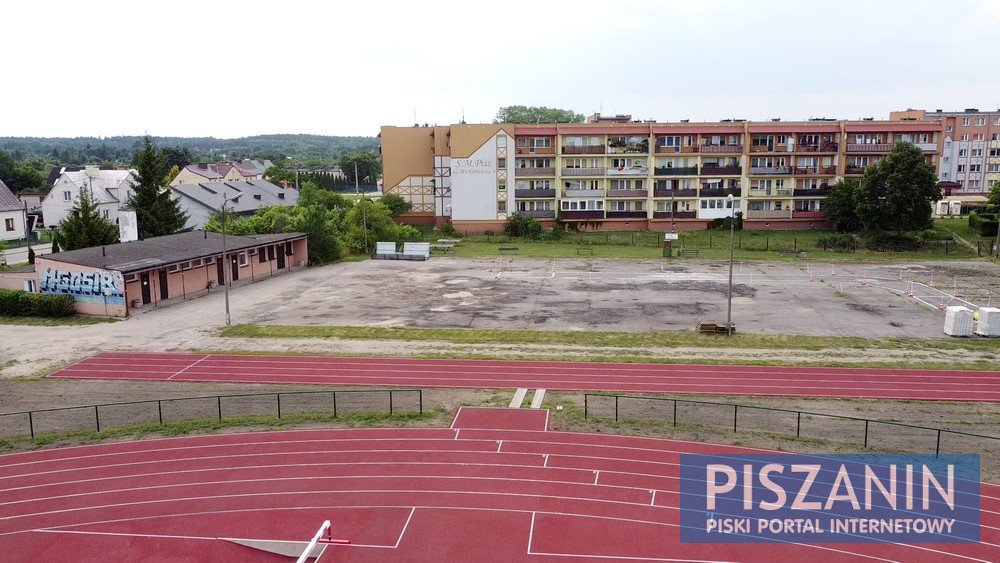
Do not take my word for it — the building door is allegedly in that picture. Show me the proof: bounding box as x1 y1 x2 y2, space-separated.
276 245 286 269
158 269 168 301
230 254 240 281
140 272 152 304
217 259 225 285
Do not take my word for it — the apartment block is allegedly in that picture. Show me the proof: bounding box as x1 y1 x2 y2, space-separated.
891 108 1000 195
380 116 942 232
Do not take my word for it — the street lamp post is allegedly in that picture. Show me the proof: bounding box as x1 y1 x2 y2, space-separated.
220 192 239 326
726 194 736 336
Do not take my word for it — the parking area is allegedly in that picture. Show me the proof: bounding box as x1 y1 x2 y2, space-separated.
252 258 1000 338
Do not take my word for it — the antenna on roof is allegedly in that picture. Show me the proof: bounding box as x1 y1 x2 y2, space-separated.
413 107 417 127
461 104 466 124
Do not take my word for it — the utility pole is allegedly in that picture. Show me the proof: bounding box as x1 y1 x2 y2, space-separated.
726 194 736 336
221 192 238 326
354 162 360 195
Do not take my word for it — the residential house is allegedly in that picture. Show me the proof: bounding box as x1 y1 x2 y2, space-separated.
170 163 245 186
41 166 137 228
170 180 299 230
0 180 27 242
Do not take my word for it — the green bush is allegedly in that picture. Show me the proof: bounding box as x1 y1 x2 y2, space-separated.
862 232 921 252
503 215 545 239
969 212 998 236
0 289 75 317
816 234 855 251
707 211 743 231
439 221 460 238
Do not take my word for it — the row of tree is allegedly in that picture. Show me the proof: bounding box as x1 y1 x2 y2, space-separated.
264 151 381 188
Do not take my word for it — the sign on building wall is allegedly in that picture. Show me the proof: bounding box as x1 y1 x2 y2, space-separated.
450 158 495 176
40 268 125 305
118 210 138 242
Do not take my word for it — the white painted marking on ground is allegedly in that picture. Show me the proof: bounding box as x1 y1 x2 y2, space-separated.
530 389 546 409
167 354 212 380
510 388 528 409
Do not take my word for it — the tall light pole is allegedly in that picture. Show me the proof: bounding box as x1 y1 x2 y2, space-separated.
726 193 736 336
220 192 239 326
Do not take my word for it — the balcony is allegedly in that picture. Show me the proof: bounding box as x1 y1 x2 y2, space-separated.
563 145 605 155
608 142 649 154
653 188 698 197
606 210 647 219
700 187 741 198
654 166 698 176
700 165 742 176
915 143 937 152
793 166 836 175
748 188 793 198
561 210 605 220
844 166 866 175
562 167 606 176
607 189 649 198
514 167 555 177
796 143 839 153
793 188 831 197
792 210 826 219
750 144 776 153
653 211 697 219
514 209 556 219
749 166 791 175
515 188 557 198
745 209 793 219
606 166 649 176
564 189 606 198
846 143 892 152
699 144 743 154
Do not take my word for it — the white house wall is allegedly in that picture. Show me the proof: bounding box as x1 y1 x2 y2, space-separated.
449 133 513 221
1 209 26 241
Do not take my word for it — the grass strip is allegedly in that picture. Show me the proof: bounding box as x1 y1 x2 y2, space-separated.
0 316 118 326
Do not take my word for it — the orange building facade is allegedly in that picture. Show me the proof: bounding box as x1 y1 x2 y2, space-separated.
381 117 942 232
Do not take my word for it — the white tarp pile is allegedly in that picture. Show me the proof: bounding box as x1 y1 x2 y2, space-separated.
974 307 1000 337
943 306 974 337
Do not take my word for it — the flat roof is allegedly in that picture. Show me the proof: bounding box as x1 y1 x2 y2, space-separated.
41 231 307 274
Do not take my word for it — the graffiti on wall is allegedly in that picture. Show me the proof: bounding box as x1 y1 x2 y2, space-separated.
40 268 125 305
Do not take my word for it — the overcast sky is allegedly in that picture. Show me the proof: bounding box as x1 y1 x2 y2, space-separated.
3 0 999 138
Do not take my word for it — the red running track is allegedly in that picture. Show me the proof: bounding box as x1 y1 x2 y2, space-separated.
2 407 997 562
47 352 1000 402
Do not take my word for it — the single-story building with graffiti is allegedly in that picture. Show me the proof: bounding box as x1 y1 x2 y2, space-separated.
0 230 308 317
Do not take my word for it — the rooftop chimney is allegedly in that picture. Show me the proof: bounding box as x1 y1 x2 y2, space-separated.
198 162 209 169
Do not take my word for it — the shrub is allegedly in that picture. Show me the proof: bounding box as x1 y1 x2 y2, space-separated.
0 289 75 317
439 221 459 238
503 215 545 239
861 232 921 252
969 212 998 236
707 212 743 231
815 234 855 251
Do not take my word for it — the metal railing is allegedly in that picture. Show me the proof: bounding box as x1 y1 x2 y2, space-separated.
1 389 423 440
583 394 1000 457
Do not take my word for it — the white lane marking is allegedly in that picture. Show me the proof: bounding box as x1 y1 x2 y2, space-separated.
394 507 415 548
497 440 503 453
530 389 546 409
510 388 528 409
32 528 215 541
527 512 535 552
167 354 211 381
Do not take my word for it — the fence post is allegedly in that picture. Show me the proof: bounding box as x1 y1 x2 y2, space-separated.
673 399 677 427
796 412 801 438
389 390 394 415
977 242 981 256
739 235 742 249
733 405 738 433
217 396 222 421
863 420 869 448
584 395 588 419
28 411 34 439
158 400 163 424
277 394 282 419
936 430 941 457
766 237 769 251
333 391 338 418
710 235 713 249
95 405 101 432
794 237 797 250
614 395 619 422
419 389 423 415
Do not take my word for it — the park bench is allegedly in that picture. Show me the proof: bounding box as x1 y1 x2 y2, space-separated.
679 249 700 257
402 242 431 261
576 247 594 255
437 238 462 245
499 247 519 254
374 241 398 260
430 243 455 254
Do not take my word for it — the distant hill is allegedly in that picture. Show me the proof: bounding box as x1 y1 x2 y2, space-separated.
0 134 379 165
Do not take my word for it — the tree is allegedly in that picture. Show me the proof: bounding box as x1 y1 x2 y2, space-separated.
264 163 296 186
27 246 35 265
128 136 189 239
164 164 180 185
379 193 412 216
856 142 941 234
343 199 418 254
339 152 381 187
823 179 862 232
50 237 60 253
0 150 47 193
161 145 194 169
54 187 120 251
290 204 343 265
494 105 584 124
299 181 351 211
987 182 1000 214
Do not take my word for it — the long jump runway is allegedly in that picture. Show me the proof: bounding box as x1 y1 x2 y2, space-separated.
2 408 997 562
48 352 1000 402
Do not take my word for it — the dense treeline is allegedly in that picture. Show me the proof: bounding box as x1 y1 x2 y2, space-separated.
0 134 379 167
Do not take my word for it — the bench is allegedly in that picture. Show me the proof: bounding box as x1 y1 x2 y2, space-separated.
679 249 700 257
437 238 462 245
697 322 736 334
402 242 431 261
576 247 594 255
374 241 398 260
778 249 805 257
430 243 455 253
499 247 519 254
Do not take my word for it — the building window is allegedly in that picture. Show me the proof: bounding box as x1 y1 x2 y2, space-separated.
976 117 986 126
497 158 506 168
961 134 969 141
530 137 551 148
973 134 984 141
190 258 202 268
972 149 983 157
239 252 249 267
517 137 526 148
286 241 293 256
124 273 138 282
958 164 966 172
970 164 981 172
63 191 71 201
205 256 214 265
168 264 180 273
497 182 506 191
959 148 968 156
268 246 276 261
259 247 267 263
496 134 507 148
962 118 971 126
946 126 953 132
4 218 13 231
497 201 506 213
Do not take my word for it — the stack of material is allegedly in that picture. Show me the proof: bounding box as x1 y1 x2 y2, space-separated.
943 306 974 337
974 307 1000 337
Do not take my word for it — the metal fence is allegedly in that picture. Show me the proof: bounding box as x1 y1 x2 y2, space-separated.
0 389 422 440
583 394 1000 459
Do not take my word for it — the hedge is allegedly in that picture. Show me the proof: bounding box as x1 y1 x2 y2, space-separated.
969 212 998 237
0 289 75 317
